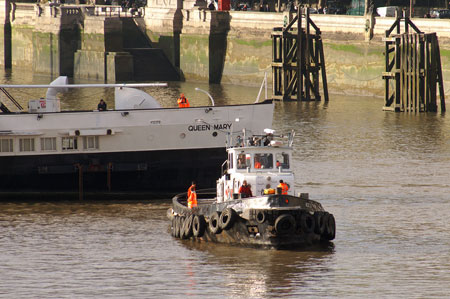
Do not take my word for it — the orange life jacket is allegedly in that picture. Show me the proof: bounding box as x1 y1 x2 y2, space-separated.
188 191 197 208
177 96 190 108
278 182 289 195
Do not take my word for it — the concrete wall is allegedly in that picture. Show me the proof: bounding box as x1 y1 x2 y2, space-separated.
2 0 450 96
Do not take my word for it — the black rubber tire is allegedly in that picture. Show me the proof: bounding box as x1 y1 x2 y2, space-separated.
219 208 237 230
184 214 194 238
171 217 176 237
300 212 315 234
325 213 336 240
209 211 222 234
174 216 181 238
314 211 325 235
179 217 188 239
256 210 266 224
193 214 206 237
274 214 296 235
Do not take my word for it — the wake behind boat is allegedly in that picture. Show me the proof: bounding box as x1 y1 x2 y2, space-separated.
0 77 274 193
168 130 336 249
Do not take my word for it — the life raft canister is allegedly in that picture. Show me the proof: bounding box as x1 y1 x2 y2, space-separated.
264 188 275 195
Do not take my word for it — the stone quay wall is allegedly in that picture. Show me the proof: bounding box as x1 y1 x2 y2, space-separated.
2 0 450 96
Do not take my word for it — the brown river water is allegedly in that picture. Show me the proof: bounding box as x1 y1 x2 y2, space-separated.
1 72 450 298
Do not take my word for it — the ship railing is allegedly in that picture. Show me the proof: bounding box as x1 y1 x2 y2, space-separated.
172 188 216 216
90 5 145 18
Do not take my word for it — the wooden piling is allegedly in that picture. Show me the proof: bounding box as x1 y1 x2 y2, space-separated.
272 7 328 102
382 16 445 112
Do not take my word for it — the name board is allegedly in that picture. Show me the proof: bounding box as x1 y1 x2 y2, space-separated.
188 123 232 132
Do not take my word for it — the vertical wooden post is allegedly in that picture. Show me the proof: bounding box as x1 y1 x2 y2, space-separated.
75 163 83 200
304 9 310 101
297 6 302 101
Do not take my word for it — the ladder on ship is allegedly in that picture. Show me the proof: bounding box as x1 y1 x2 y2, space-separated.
382 15 445 112
271 8 328 102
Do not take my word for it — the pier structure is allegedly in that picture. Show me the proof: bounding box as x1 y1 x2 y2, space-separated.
382 15 445 112
271 8 328 101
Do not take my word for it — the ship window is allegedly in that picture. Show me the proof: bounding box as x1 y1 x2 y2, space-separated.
237 153 251 169
276 152 290 169
19 138 35 152
83 136 99 150
40 137 57 151
62 137 78 151
254 153 273 169
0 139 13 152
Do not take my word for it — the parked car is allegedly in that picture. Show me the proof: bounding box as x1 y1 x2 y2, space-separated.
430 9 450 18
376 6 398 17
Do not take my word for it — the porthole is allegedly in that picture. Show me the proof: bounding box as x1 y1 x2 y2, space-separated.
212 132 218 137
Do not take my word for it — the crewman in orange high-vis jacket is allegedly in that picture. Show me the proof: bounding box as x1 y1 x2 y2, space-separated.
187 181 197 209
177 93 190 108
278 180 289 195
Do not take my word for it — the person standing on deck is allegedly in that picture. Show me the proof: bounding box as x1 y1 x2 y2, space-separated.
278 180 289 195
97 99 107 111
187 181 197 208
177 93 190 108
239 180 253 198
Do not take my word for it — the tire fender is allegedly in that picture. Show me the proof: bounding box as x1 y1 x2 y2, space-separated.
209 211 222 234
219 208 237 230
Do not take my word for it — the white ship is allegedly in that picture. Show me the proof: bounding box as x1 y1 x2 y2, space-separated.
0 77 274 193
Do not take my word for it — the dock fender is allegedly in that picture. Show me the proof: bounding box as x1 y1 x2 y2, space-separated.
209 211 222 234
300 212 315 234
325 213 336 240
171 217 177 237
274 214 296 235
193 214 206 237
313 211 325 235
180 216 188 239
184 214 194 238
256 210 266 224
174 216 181 238
219 208 237 230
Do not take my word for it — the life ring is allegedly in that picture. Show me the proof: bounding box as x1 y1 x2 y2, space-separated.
219 208 237 230
193 214 206 237
325 213 336 240
208 211 222 234
256 210 266 224
300 212 315 233
184 214 194 238
274 214 296 235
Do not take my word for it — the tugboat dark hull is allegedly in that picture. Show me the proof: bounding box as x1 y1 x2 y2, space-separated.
169 190 336 249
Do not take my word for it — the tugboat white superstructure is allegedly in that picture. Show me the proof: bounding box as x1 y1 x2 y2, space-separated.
0 77 274 193
169 130 336 249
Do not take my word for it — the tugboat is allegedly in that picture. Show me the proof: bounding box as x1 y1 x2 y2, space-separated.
168 129 336 249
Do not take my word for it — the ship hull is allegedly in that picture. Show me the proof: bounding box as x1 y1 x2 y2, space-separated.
169 192 336 250
0 102 274 193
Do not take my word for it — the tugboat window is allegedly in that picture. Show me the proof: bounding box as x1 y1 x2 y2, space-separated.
276 152 290 169
19 138 35 152
62 137 78 151
0 139 13 152
40 137 57 151
237 153 251 169
229 153 233 169
254 153 273 169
